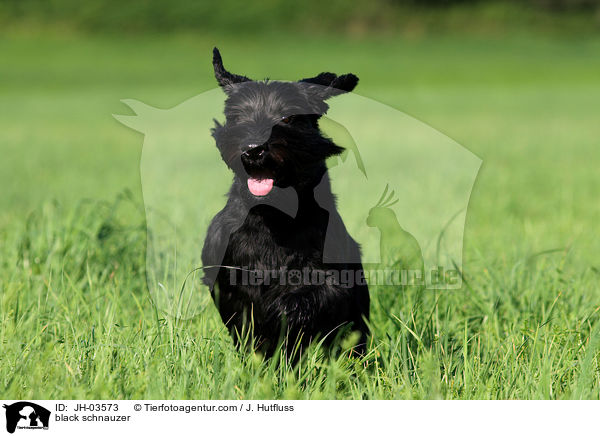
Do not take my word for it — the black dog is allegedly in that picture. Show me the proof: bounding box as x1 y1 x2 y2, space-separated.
202 48 369 359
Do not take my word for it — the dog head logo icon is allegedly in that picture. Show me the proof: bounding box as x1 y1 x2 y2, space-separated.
3 402 50 434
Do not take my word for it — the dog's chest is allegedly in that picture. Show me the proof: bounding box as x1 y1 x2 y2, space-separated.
227 205 328 270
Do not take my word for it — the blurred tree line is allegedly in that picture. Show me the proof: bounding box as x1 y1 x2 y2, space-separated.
1 0 598 33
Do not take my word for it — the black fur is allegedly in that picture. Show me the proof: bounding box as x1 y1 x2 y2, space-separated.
202 48 369 359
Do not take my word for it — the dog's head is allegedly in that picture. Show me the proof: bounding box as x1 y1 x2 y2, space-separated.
211 47 358 197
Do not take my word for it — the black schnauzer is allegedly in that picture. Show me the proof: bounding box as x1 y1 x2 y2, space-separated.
202 48 370 359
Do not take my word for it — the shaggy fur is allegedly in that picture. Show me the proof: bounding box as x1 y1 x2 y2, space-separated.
202 48 370 359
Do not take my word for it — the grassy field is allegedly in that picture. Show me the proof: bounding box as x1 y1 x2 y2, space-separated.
1 32 600 399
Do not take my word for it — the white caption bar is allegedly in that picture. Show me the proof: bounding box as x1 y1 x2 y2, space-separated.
0 400 594 436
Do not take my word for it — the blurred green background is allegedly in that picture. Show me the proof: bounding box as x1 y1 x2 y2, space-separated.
2 0 600 34
2 0 599 220
1 0 600 399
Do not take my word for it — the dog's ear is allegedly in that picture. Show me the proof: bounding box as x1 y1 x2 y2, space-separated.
213 47 251 90
300 72 359 100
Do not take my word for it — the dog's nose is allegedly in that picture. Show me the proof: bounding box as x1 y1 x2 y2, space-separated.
241 144 265 160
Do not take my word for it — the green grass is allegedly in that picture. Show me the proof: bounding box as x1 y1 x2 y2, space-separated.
1 32 600 399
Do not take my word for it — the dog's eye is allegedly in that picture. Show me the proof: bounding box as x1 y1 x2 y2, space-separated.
280 116 294 125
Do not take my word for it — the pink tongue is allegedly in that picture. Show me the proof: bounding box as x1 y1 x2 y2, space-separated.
247 178 274 196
